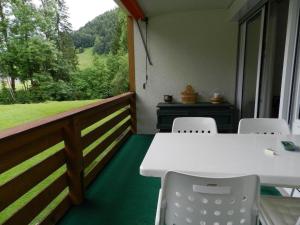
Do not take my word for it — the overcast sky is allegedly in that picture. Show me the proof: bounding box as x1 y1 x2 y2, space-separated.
67 0 117 30
33 0 118 30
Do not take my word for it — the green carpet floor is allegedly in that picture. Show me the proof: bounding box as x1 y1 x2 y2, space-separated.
58 134 280 225
58 135 160 225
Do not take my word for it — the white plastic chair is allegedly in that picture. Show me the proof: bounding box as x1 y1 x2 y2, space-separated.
238 118 295 195
259 196 300 225
238 118 290 135
155 171 260 225
172 117 218 134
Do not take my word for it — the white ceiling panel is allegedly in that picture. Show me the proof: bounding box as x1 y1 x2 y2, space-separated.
137 0 236 17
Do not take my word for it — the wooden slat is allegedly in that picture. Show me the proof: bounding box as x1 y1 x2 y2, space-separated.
0 131 63 174
0 150 65 211
0 120 67 152
39 196 71 225
4 174 68 225
82 108 130 149
83 119 131 168
77 93 132 130
79 100 129 130
84 129 132 188
73 93 132 130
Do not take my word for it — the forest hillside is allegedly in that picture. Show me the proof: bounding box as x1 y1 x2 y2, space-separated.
0 1 128 104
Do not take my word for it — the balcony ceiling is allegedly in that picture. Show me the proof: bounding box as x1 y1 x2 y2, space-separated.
136 0 236 17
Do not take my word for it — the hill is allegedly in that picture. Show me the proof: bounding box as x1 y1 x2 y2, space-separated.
72 8 127 55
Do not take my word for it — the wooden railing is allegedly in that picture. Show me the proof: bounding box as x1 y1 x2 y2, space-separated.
0 92 136 225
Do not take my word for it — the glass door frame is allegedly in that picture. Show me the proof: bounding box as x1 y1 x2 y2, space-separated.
287 0 300 133
279 0 300 127
236 5 267 119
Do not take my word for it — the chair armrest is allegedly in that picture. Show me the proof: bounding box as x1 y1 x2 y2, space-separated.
155 189 164 225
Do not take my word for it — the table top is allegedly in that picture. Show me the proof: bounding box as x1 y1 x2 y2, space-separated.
140 133 300 187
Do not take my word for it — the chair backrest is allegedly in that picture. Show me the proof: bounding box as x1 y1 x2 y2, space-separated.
161 172 260 225
172 117 218 134
238 118 290 135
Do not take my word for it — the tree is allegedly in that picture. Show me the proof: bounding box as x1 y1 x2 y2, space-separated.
0 0 39 90
0 0 77 94
93 35 105 54
72 32 95 49
0 0 16 91
39 0 77 72
39 0 57 40
8 0 42 84
55 0 77 71
58 31 78 71
0 0 9 47
111 54 129 95
111 9 128 54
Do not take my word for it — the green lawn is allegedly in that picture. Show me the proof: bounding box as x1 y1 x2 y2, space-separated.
0 100 98 131
77 47 107 70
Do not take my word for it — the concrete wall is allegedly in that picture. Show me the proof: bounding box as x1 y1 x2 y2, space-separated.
134 10 238 134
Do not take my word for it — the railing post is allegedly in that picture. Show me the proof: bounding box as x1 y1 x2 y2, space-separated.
127 17 137 134
130 93 137 134
63 117 84 205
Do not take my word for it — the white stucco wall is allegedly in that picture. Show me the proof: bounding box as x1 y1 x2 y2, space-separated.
134 10 238 134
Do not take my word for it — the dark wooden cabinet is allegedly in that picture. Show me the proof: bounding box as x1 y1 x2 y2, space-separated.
157 102 236 133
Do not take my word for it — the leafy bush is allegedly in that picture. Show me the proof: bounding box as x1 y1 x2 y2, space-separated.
78 47 84 53
70 53 129 99
0 52 129 104
0 74 75 104
14 90 34 104
34 80 74 101
111 54 129 95
0 85 14 104
71 60 110 99
31 74 74 101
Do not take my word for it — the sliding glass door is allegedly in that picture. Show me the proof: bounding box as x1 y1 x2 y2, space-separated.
237 0 289 120
236 7 266 119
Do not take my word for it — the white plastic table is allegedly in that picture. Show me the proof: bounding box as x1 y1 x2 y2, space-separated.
140 133 300 187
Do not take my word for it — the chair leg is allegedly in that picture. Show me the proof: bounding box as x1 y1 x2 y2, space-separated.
291 188 295 197
285 187 299 197
259 213 268 225
155 189 163 225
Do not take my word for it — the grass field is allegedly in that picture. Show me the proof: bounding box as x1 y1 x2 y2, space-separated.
77 48 94 70
77 48 107 70
0 100 98 131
